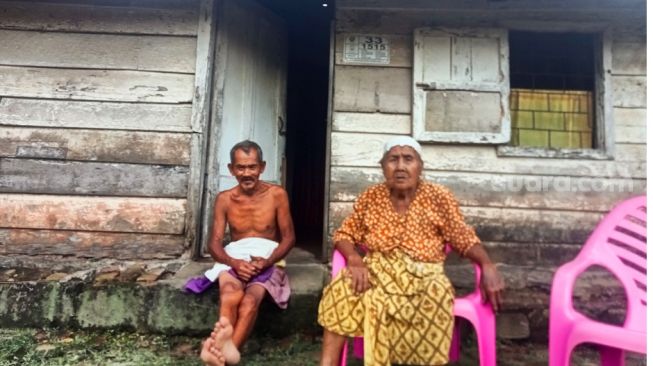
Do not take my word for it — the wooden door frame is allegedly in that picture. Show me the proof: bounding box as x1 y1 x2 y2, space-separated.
185 0 218 258
321 20 336 262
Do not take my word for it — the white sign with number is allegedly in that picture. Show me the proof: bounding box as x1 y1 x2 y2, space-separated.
343 35 390 64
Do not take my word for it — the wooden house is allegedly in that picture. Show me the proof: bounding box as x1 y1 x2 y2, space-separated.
0 0 646 340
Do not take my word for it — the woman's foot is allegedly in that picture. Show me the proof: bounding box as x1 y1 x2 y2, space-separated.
200 338 225 366
213 316 241 365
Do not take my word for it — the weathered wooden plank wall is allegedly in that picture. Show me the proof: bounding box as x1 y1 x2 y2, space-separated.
0 99 192 131
0 30 196 72
0 127 191 165
0 1 198 35
328 6 647 268
0 229 185 259
0 0 200 259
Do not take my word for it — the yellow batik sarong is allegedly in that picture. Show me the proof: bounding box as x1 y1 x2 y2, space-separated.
318 249 455 366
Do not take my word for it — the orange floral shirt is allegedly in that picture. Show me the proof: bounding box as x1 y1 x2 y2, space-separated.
333 182 480 263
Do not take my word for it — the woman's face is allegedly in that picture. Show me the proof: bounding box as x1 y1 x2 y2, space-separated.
381 146 422 191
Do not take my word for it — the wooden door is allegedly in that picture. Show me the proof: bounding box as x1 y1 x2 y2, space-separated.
217 0 287 187
201 0 287 253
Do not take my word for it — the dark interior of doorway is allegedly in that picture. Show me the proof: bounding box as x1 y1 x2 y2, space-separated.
256 0 333 260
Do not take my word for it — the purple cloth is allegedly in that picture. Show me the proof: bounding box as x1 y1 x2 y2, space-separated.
183 266 275 294
250 267 291 309
183 276 214 294
184 267 290 309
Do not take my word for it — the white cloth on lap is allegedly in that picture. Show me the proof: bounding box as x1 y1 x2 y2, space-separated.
204 237 279 281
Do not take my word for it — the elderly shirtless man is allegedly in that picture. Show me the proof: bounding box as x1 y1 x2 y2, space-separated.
200 140 295 366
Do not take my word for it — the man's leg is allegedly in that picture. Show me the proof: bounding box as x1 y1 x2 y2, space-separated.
216 273 245 364
231 284 267 348
218 272 245 325
320 329 347 366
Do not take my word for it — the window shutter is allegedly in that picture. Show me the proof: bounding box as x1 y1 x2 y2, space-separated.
413 27 510 143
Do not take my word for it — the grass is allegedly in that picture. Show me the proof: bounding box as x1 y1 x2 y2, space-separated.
0 327 533 366
0 328 201 366
0 328 323 366
0 327 478 366
0 328 645 365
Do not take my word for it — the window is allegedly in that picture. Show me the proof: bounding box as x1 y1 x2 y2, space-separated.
412 27 613 159
412 28 511 144
509 31 595 150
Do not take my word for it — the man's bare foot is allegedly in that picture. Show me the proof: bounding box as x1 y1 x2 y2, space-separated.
200 338 226 366
212 316 241 365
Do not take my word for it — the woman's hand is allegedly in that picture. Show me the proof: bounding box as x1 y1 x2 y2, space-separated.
346 254 371 294
463 244 505 313
480 263 505 313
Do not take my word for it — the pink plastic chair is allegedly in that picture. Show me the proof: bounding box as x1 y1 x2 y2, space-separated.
548 195 646 366
331 245 496 366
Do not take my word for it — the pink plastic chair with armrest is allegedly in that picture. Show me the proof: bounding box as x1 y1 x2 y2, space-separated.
548 195 646 366
331 244 496 366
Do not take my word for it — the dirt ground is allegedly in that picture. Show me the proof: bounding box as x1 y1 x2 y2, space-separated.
0 328 645 366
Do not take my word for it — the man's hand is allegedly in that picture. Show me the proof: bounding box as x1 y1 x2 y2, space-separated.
346 255 371 294
231 259 258 281
250 256 270 272
480 263 505 313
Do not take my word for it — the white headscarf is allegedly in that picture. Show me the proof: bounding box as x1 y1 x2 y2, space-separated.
383 136 422 157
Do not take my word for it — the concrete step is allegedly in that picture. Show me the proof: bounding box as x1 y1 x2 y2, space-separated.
0 254 626 343
0 259 328 337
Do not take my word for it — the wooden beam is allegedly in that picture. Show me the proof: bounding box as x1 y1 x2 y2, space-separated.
337 0 645 12
0 194 186 234
328 166 645 211
595 30 614 160
0 1 199 35
0 127 191 166
612 76 646 108
0 66 194 103
332 112 411 134
614 144 646 162
186 0 217 254
0 99 192 132
322 20 337 260
615 126 647 144
0 229 185 259
613 107 646 127
329 202 604 244
0 158 189 198
335 9 644 35
452 241 583 267
0 30 196 73
330 132 647 179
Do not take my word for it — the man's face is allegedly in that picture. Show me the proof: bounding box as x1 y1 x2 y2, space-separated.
228 149 266 193
382 146 422 190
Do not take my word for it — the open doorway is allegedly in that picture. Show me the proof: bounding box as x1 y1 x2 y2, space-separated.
256 1 333 261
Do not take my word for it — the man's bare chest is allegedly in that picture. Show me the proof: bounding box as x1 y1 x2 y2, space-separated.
225 197 276 231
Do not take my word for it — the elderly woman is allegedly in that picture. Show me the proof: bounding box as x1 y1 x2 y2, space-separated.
318 136 504 366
